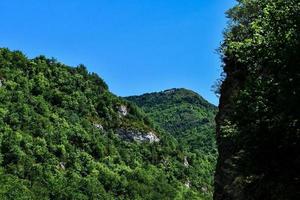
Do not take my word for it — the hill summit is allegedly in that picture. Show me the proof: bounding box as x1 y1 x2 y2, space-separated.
126 88 217 196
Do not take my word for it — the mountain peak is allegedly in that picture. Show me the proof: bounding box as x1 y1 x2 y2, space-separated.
127 88 216 110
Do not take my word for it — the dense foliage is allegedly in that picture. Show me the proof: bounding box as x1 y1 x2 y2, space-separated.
0 48 210 199
215 0 300 199
126 88 217 198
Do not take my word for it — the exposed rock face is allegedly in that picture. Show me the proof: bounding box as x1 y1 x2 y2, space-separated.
214 1 300 198
184 156 189 167
185 180 190 188
117 129 160 143
214 68 242 200
118 105 128 117
201 186 208 193
94 123 104 131
163 88 176 94
57 162 65 170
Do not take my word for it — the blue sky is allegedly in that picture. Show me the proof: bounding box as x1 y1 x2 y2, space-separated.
0 0 236 105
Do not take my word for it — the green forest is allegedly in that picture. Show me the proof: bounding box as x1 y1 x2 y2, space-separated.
126 88 217 196
0 48 216 199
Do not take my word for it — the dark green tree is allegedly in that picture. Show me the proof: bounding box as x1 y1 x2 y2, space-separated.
215 0 300 199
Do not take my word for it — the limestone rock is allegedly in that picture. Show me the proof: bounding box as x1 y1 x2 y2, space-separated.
57 162 65 170
94 123 104 131
163 88 176 94
117 129 160 143
184 156 189 167
185 180 191 188
118 105 128 117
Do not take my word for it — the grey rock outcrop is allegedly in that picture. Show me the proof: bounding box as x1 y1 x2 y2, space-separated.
94 123 104 131
163 88 176 94
118 105 128 117
184 156 189 167
185 180 191 188
117 129 160 143
57 162 65 170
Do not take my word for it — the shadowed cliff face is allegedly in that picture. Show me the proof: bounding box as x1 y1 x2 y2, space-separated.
214 1 300 200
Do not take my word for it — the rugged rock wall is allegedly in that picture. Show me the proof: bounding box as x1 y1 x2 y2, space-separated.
214 1 300 199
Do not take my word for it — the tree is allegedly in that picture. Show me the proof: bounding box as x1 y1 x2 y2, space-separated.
215 0 300 199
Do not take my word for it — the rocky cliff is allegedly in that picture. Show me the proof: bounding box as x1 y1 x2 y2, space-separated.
214 1 300 199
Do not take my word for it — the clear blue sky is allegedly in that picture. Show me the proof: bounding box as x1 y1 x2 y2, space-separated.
0 0 236 105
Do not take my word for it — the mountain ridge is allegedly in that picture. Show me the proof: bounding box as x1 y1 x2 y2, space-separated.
126 88 218 197
125 88 216 108
0 48 212 199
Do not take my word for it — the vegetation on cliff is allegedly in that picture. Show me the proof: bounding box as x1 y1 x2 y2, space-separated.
0 48 209 199
215 0 300 199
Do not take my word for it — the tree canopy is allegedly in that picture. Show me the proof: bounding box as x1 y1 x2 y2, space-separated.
0 48 211 199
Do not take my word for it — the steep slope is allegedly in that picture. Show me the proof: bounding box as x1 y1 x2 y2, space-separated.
215 1 300 199
0 48 206 199
126 88 217 197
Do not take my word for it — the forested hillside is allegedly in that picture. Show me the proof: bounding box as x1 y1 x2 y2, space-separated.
126 88 217 197
215 0 300 199
0 48 210 199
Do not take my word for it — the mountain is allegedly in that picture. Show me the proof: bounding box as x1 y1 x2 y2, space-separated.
126 88 218 197
215 1 300 199
0 48 209 199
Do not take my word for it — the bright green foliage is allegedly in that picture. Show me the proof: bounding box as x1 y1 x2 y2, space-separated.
0 48 205 199
126 88 217 199
215 0 300 199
